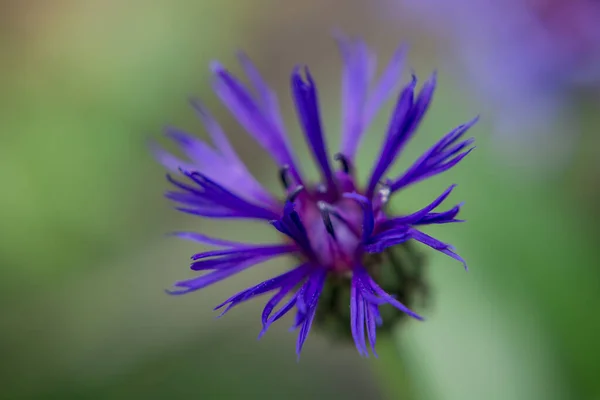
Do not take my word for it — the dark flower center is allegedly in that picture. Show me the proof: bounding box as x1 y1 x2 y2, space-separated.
279 154 377 272
297 190 363 271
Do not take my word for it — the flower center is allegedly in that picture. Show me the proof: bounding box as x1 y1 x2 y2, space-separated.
279 154 390 272
297 188 363 271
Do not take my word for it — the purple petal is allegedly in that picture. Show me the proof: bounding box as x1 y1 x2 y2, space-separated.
299 267 327 314
291 67 336 191
173 206 263 219
409 229 468 270
335 33 408 163
235 52 291 148
214 262 311 317
363 44 408 131
164 126 224 168
365 302 379 357
188 99 239 161
365 229 411 253
366 73 438 198
296 269 327 357
151 142 196 173
381 185 457 228
356 292 368 357
211 62 303 184
390 117 478 192
167 254 275 295
405 72 437 132
336 34 373 161
155 102 278 209
365 75 417 197
168 231 248 248
166 192 269 219
166 171 280 221
190 244 296 271
290 310 306 333
350 274 368 356
259 283 300 338
356 266 423 320
190 243 294 261
270 201 314 257
415 203 464 225
263 289 301 332
343 193 375 241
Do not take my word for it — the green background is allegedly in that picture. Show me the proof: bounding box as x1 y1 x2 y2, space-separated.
2 1 599 399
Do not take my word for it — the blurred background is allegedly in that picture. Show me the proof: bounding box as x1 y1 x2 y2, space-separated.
1 0 600 399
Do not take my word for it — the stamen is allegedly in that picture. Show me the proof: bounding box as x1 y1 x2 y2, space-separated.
189 171 205 182
334 153 352 174
279 165 291 189
317 202 362 238
317 201 336 239
178 168 207 186
316 183 327 194
318 202 342 219
378 180 391 205
287 185 305 203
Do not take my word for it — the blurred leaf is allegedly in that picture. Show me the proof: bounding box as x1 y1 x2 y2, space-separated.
0 1 256 283
397 259 569 400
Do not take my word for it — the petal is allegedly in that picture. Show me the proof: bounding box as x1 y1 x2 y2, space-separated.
351 274 369 356
150 141 197 173
168 231 249 247
364 230 411 254
188 99 239 161
365 301 379 357
390 117 478 192
381 185 457 228
211 62 303 184
409 229 468 270
291 67 336 190
336 34 408 163
259 283 300 338
355 266 423 320
366 73 437 198
187 100 279 208
343 192 375 241
166 171 280 221
260 289 301 338
270 200 315 257
365 75 417 197
167 240 298 296
167 254 276 295
235 51 287 137
414 203 464 225
190 244 296 270
154 101 279 209
214 262 311 317
295 269 327 357
336 34 373 161
363 44 408 132
164 126 225 168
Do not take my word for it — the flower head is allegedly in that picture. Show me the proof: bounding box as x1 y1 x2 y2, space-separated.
155 35 477 357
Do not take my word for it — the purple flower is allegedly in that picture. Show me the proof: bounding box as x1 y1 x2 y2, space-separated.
154 35 477 357
392 0 600 166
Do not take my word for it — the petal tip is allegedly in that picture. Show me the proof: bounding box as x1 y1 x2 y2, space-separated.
209 60 225 74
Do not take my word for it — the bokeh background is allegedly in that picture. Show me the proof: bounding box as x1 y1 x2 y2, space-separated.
2 1 600 399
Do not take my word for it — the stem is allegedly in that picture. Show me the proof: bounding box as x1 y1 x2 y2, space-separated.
370 332 415 400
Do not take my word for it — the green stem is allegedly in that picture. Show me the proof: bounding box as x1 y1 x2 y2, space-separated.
371 332 415 400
